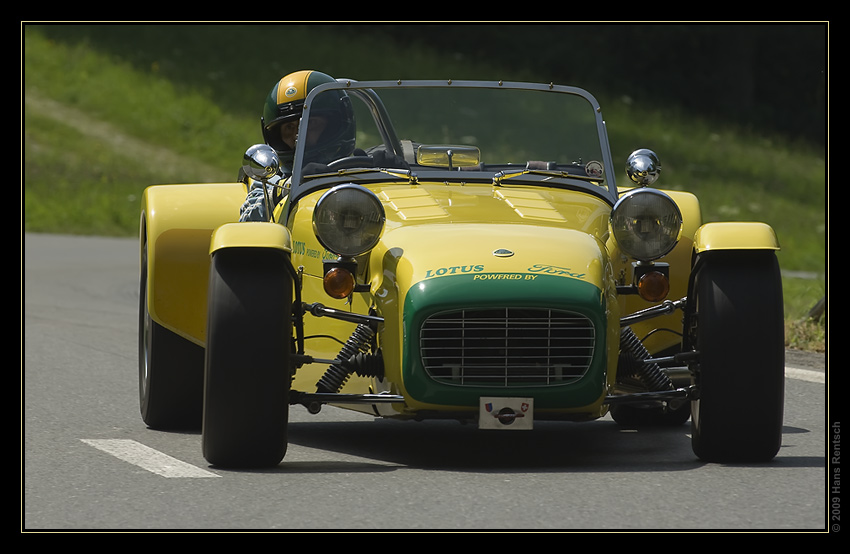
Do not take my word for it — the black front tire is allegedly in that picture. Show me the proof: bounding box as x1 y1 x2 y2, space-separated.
689 251 784 463
202 248 293 468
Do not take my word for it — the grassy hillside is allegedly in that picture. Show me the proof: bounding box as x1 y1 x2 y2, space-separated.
22 24 826 350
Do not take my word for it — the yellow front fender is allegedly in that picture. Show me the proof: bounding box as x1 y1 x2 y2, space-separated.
210 222 292 254
693 221 780 253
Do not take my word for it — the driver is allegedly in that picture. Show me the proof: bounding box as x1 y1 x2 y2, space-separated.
240 70 407 222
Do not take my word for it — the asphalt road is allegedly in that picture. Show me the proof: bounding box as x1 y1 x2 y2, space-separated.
22 233 830 531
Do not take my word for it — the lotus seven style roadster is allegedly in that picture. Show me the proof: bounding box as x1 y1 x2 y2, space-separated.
139 79 784 468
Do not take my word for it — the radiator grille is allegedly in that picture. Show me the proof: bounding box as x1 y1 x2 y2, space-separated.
420 308 595 387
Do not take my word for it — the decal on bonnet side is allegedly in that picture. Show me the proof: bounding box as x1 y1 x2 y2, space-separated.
423 264 586 280
293 240 337 261
424 265 485 278
527 264 587 279
474 273 539 281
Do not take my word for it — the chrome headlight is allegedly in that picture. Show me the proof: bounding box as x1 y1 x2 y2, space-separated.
312 184 385 257
611 188 682 261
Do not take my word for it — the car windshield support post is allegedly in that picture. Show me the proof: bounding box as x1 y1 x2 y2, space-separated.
343 85 404 158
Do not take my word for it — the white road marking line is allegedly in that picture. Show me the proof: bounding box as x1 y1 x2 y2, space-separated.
81 439 219 478
786 366 825 384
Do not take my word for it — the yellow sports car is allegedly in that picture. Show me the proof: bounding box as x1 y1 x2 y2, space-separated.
139 79 784 468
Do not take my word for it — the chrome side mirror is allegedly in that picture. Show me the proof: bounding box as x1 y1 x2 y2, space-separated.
241 144 282 223
626 149 661 187
242 144 280 181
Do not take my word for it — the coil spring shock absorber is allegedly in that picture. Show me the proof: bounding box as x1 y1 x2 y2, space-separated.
315 324 376 393
619 326 673 391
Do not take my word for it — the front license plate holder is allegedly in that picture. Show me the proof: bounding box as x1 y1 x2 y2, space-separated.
479 397 533 430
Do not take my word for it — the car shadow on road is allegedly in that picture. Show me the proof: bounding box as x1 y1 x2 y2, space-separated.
282 414 706 473
200 416 822 473
279 411 826 474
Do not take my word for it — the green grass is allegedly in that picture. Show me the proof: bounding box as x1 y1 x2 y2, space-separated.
22 24 826 351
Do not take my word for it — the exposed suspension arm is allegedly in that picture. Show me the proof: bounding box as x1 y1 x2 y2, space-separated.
620 297 687 327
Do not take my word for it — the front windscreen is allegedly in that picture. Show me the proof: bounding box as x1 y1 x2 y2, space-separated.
293 81 615 198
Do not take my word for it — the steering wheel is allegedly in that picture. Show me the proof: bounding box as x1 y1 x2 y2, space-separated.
327 156 375 170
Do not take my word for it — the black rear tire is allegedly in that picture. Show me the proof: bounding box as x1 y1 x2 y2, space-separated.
689 251 784 462
202 248 293 468
139 227 204 430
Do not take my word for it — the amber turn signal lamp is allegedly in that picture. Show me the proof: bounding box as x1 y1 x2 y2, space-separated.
323 267 356 299
637 271 670 302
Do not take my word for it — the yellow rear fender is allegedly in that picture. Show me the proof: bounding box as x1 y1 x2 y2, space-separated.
693 222 780 253
141 183 247 346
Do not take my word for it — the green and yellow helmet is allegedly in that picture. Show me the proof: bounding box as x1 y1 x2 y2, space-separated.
261 70 355 168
